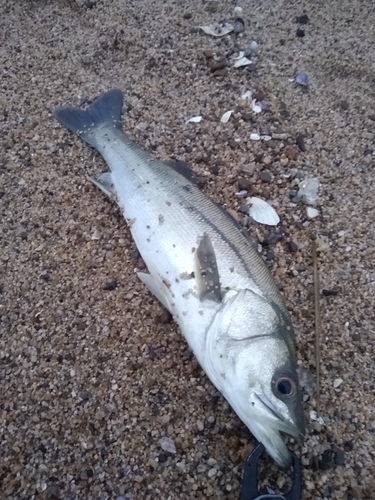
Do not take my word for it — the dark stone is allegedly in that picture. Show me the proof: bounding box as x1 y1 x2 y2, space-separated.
237 177 252 191
334 450 346 465
288 240 298 253
259 171 272 183
296 133 306 151
253 90 265 101
296 28 305 37
344 440 354 451
340 100 349 110
296 14 309 24
210 60 227 73
158 453 168 463
322 289 339 297
364 148 373 156
104 280 117 291
86 468 94 478
38 443 47 454
84 1 96 9
351 334 361 341
319 450 335 470
210 165 220 176
183 12 192 19
241 112 253 122
79 390 91 401
212 68 228 77
245 63 256 72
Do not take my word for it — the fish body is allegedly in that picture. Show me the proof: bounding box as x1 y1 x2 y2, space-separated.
54 90 305 467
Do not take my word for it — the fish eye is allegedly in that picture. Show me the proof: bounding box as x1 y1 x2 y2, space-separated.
272 374 297 399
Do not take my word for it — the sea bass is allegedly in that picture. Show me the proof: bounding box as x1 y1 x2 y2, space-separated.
54 89 305 467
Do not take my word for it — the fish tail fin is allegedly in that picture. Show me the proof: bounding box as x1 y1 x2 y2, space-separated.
53 89 124 148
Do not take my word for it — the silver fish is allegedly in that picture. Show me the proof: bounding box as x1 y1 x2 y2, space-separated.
54 90 305 467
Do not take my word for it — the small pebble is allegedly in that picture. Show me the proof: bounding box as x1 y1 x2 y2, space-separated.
208 468 217 478
202 49 213 59
159 437 176 454
306 207 319 219
334 450 346 465
296 28 305 37
196 420 204 431
296 133 306 151
296 72 308 86
340 100 349 110
233 18 245 34
212 68 228 77
259 171 272 183
296 14 309 24
284 146 297 160
237 177 252 191
288 240 299 253
104 280 117 291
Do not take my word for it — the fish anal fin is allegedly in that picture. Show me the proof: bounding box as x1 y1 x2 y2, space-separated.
195 233 222 303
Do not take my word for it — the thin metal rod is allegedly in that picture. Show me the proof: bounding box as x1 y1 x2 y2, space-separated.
313 240 321 416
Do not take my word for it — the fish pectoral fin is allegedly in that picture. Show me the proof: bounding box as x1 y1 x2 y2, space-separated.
88 172 115 198
195 233 222 303
138 272 174 314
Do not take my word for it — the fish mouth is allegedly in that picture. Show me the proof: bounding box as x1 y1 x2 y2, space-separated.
256 393 304 440
252 394 305 442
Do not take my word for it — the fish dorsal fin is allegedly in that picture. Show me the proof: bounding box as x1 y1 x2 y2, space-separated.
165 159 198 185
195 233 222 303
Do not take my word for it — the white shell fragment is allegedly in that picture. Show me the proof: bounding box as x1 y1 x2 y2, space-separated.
186 116 202 124
159 436 176 454
333 378 343 388
306 207 319 219
250 133 260 141
297 177 319 205
234 55 252 68
247 197 280 226
199 22 234 37
251 99 262 114
309 410 325 425
221 110 233 123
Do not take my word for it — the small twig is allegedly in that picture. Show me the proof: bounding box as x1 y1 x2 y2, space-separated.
313 240 321 416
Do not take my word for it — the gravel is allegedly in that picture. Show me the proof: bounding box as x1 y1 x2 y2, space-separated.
1 0 375 498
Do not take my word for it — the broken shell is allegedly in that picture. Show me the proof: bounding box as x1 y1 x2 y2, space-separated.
298 177 319 205
251 99 262 114
221 110 233 123
186 116 202 124
247 197 280 226
234 56 252 68
200 22 234 37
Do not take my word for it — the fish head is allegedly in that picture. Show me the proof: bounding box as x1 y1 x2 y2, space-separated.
205 289 305 468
